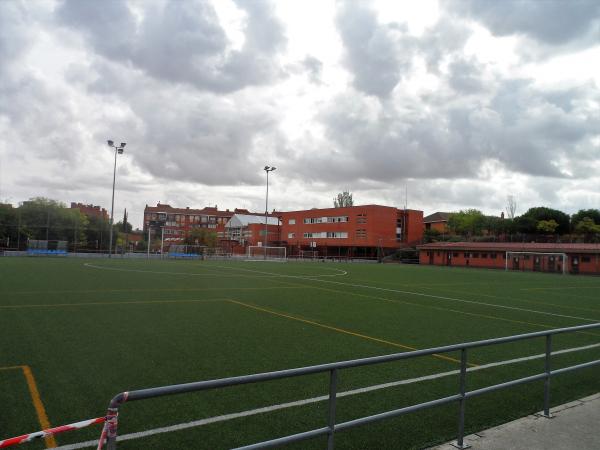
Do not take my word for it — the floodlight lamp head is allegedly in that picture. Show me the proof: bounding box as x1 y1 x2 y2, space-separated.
271 167 276 171
264 165 270 171
117 148 124 154
107 140 114 147
120 143 126 148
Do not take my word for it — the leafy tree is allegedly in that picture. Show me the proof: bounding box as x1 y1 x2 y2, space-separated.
18 197 87 242
84 215 110 250
447 209 486 236
334 191 353 208
574 217 600 238
520 207 570 234
536 219 559 234
0 204 17 243
571 209 600 228
506 195 517 219
184 228 218 247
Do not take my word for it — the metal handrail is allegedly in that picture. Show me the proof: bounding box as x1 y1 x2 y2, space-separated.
98 322 600 449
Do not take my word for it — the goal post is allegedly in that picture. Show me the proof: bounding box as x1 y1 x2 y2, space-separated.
247 246 287 261
505 251 567 275
299 250 319 260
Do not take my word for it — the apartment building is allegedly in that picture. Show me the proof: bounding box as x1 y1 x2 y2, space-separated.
70 202 109 221
279 205 423 258
143 203 238 243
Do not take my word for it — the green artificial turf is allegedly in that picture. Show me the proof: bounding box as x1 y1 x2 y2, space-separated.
0 257 599 449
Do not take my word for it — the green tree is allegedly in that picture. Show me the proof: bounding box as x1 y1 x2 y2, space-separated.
571 209 600 229
447 209 486 236
536 219 559 234
520 207 570 234
184 228 218 247
333 191 353 208
574 217 600 240
18 197 87 242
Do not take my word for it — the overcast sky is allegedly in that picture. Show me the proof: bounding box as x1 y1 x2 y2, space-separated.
0 0 599 228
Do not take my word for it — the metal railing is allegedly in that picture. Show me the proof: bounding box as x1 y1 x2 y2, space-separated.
98 322 600 449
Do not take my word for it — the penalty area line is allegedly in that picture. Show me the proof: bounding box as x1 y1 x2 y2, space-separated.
52 341 600 450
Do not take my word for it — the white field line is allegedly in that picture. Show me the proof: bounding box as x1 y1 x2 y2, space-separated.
83 263 347 279
53 342 600 450
210 264 600 323
301 276 600 323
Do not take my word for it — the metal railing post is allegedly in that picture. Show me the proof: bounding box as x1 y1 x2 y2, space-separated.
100 393 128 450
543 334 553 418
327 369 338 450
453 348 470 449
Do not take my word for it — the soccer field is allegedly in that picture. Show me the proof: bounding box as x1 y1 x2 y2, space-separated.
1 258 599 450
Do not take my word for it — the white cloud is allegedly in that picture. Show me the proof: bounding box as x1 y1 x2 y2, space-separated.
0 0 599 228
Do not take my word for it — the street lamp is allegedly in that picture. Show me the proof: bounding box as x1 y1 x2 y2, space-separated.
107 140 126 258
263 165 276 259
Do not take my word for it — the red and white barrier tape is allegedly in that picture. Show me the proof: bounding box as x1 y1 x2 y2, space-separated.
0 417 106 448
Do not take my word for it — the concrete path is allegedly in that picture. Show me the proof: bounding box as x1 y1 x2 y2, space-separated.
430 393 600 450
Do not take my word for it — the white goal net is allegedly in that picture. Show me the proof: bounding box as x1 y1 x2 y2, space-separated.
505 252 567 275
247 246 287 261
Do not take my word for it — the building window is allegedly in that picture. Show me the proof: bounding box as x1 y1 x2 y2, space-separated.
464 252 469 258
582 256 591 263
326 232 348 238
288 233 295 239
481 253 488 258
356 229 367 239
289 219 296 225
491 253 497 259
453 253 459 257
472 253 479 258
357 213 368 224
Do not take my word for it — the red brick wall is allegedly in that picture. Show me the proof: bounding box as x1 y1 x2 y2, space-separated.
280 205 422 249
419 247 600 275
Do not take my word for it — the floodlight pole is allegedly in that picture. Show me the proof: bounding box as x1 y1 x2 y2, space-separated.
107 140 126 258
160 226 164 259
263 166 276 259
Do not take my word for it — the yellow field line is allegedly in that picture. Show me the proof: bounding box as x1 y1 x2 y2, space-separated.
0 365 56 448
227 299 476 367
0 298 229 309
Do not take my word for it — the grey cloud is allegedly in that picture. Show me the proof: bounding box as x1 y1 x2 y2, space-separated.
57 0 286 93
447 57 485 93
335 1 414 98
302 56 323 84
0 2 37 74
446 0 600 46
303 76 600 184
418 17 472 74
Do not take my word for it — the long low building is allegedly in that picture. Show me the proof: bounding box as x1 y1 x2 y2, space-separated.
418 242 600 275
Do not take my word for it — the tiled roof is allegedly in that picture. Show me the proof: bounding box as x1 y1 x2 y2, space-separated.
417 242 600 253
423 212 451 223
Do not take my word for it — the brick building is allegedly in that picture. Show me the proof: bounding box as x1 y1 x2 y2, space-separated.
143 203 235 244
418 242 600 275
142 203 275 246
423 212 451 232
224 214 281 253
279 205 423 258
70 203 109 221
